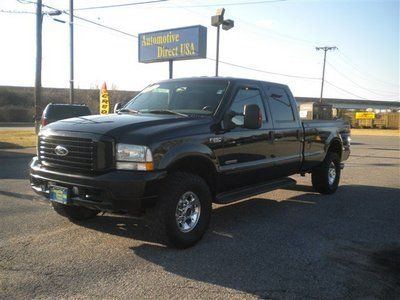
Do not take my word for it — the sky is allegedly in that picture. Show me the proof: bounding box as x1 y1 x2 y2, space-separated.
0 0 399 101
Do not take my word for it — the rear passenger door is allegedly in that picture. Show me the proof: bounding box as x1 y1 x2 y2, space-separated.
263 85 302 176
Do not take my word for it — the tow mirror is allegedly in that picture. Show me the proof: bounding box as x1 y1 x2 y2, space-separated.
114 102 123 113
243 104 262 129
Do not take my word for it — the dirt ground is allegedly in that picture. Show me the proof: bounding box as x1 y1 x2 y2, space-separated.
351 129 400 136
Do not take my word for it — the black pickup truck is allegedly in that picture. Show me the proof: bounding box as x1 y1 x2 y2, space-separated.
30 77 350 248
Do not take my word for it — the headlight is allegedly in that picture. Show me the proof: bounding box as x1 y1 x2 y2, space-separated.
116 144 153 171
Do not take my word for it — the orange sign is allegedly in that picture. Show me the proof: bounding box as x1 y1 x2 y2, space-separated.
100 82 110 115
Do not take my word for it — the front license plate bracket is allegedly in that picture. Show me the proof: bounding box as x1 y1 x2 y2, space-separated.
49 186 69 205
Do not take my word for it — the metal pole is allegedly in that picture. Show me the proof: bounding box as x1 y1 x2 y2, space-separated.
319 49 327 103
34 0 42 134
169 60 173 79
215 25 220 77
69 0 74 104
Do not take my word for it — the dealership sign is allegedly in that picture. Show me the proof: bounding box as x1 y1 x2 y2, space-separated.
355 112 375 119
138 25 207 63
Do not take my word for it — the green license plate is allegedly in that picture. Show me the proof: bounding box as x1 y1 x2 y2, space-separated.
49 186 69 204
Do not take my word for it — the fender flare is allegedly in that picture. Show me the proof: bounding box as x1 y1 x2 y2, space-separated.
157 143 219 171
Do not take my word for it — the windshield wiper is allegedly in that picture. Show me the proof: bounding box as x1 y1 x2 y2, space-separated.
143 109 188 117
119 108 139 114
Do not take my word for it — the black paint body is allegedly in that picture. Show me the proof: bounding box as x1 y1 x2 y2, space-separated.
30 77 350 213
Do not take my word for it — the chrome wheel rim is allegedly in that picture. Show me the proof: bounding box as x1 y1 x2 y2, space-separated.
328 162 337 185
175 191 201 233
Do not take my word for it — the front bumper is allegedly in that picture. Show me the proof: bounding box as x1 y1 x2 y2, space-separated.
29 157 167 213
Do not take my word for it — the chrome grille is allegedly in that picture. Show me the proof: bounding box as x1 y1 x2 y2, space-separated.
39 135 97 172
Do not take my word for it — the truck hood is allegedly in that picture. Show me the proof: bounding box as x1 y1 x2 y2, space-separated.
44 113 210 143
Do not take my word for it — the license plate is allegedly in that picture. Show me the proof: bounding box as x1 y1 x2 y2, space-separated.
49 186 69 204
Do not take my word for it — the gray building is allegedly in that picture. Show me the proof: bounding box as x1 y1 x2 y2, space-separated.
295 97 400 111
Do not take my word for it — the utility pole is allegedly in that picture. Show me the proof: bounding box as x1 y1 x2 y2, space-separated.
316 46 337 103
34 0 43 134
69 0 74 104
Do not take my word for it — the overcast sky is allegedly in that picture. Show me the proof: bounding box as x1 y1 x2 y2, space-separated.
0 0 399 101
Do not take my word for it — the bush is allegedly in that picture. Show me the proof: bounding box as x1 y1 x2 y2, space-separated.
0 105 34 122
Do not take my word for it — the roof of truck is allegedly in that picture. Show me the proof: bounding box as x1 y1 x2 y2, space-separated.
157 76 289 89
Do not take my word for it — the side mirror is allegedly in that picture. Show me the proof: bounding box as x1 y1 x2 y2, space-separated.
243 104 262 129
113 102 123 113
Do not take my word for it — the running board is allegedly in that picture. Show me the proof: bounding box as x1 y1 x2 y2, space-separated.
215 177 297 204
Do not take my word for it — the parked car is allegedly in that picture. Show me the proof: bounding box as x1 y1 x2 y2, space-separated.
30 77 351 248
40 103 91 128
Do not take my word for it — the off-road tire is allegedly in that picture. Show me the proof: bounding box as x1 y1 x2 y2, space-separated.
145 172 212 249
52 202 100 221
311 152 341 194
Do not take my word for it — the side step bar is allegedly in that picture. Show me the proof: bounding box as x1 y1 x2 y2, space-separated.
215 177 297 205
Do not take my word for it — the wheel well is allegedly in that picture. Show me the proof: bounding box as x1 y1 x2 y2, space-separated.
328 139 342 159
168 156 218 197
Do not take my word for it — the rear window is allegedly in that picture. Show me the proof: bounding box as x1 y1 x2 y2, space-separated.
44 105 91 119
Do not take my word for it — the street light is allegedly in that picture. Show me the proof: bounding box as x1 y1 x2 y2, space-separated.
211 8 234 77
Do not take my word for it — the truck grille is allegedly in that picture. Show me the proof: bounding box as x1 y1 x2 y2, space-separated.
39 135 97 172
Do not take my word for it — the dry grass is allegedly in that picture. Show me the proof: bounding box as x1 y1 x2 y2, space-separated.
0 129 37 149
0 128 397 150
351 129 400 137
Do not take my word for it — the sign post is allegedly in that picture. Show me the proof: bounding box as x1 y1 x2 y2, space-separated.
138 25 207 78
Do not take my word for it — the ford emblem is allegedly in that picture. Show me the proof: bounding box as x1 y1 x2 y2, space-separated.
54 145 69 156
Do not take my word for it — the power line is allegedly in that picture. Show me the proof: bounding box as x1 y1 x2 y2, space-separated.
327 62 399 99
17 0 320 80
20 1 139 38
0 9 35 14
165 0 288 8
16 0 388 101
337 50 399 88
75 0 169 11
325 80 369 100
207 57 320 80
72 14 138 38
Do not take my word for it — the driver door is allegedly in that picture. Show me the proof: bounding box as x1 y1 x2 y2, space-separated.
219 83 274 191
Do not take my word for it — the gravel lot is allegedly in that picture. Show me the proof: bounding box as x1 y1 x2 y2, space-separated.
0 135 399 299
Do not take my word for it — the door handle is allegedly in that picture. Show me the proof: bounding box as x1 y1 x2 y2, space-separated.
268 131 274 142
296 130 302 140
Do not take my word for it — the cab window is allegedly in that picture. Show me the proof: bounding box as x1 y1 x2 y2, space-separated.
229 88 266 126
267 87 295 122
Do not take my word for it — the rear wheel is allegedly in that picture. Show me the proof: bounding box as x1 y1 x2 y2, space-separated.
51 202 99 221
146 172 212 248
311 152 341 194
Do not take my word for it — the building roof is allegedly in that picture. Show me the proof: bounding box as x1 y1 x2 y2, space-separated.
295 97 400 110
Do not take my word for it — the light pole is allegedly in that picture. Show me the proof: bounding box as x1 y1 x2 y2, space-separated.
211 8 234 77
316 46 337 103
69 0 74 104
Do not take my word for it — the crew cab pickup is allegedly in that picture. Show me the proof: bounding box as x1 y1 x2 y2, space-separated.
30 77 350 248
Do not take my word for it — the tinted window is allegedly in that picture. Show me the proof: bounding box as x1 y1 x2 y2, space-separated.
267 87 294 122
45 105 91 119
125 80 229 115
230 88 265 126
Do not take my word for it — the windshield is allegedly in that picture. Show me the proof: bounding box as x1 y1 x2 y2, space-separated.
123 79 229 115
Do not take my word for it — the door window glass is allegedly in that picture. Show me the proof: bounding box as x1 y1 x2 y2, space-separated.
268 87 295 122
230 88 265 126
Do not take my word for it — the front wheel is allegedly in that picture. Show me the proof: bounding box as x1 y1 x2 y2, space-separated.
311 152 341 194
146 172 212 248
